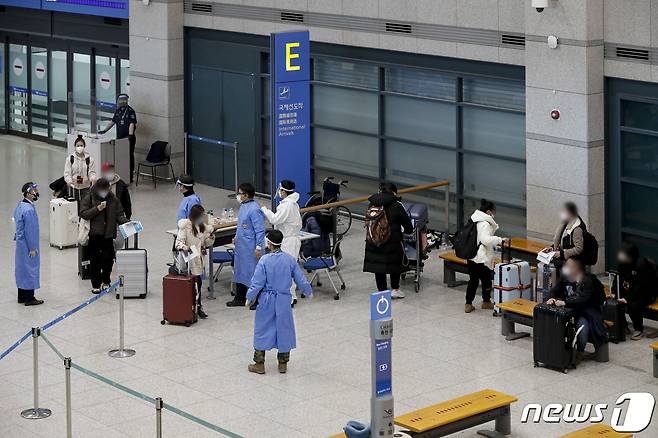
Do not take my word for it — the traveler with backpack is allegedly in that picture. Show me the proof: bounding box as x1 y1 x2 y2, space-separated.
547 257 607 364
363 183 413 299
550 202 599 268
616 242 657 340
64 135 97 205
460 199 505 313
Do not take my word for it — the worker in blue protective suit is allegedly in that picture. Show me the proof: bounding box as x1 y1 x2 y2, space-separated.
176 175 201 222
13 182 44 306
227 182 266 307
246 230 312 374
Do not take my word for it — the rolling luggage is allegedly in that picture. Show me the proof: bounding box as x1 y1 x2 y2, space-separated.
115 234 148 299
533 303 576 373
49 198 78 249
78 244 92 280
161 274 197 327
493 260 533 314
535 262 557 303
602 299 626 343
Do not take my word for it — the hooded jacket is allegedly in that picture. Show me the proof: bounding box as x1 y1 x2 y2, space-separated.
79 189 128 239
175 218 215 276
107 173 132 220
363 192 413 275
469 209 503 269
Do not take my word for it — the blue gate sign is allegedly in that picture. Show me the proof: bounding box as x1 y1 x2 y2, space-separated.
271 30 311 205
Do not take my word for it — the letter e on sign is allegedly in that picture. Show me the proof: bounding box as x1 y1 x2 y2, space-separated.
286 42 301 71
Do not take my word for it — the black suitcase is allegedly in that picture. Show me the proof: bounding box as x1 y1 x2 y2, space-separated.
533 303 576 373
602 299 626 343
78 244 92 280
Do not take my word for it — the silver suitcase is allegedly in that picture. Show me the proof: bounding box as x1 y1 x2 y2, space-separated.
116 234 148 299
493 260 533 314
49 198 78 249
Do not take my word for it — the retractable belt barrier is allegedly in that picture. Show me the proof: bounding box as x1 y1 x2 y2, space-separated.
39 333 243 438
0 280 119 362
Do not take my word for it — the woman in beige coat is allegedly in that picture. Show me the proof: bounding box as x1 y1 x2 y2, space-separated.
176 204 215 319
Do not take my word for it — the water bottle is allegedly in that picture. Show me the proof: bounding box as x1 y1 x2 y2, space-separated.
222 208 228 223
228 208 235 221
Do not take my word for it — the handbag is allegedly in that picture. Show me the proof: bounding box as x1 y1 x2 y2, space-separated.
78 218 90 246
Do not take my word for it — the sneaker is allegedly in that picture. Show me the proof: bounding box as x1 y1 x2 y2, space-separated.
92 288 101 295
198 308 208 319
391 289 405 299
24 299 44 306
249 302 258 311
101 283 110 290
226 299 246 307
291 299 297 308
631 330 645 340
481 301 494 310
464 303 475 313
278 362 288 374
248 363 265 374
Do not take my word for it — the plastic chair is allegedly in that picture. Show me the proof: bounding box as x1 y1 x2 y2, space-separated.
302 237 346 300
136 141 174 188
212 249 234 283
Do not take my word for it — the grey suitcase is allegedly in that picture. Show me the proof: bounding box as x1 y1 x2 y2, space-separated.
116 234 148 299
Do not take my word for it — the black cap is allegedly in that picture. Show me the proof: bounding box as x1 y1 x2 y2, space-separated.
266 229 284 246
22 182 36 194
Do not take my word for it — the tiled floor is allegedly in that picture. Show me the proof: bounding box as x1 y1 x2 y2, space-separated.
0 135 656 437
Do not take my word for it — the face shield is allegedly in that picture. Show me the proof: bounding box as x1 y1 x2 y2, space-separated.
117 94 129 108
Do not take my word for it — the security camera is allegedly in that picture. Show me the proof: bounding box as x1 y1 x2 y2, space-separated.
532 0 549 12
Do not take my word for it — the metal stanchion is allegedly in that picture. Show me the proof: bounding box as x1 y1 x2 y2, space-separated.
20 327 52 419
108 276 136 358
64 357 72 438
155 397 163 438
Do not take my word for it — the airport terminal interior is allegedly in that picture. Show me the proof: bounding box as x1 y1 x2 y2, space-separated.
1 1 658 437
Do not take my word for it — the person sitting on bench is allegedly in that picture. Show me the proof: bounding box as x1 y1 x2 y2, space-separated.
547 257 607 364
616 242 657 340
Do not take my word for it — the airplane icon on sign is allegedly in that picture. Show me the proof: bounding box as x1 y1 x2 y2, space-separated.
279 86 290 99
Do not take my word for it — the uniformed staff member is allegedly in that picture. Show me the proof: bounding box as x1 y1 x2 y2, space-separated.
176 175 201 223
13 182 44 306
98 94 137 183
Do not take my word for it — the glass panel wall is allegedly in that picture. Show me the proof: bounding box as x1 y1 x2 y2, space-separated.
120 58 130 95
9 44 28 132
30 47 48 137
311 57 526 231
0 43 5 129
72 53 91 132
50 51 68 141
95 55 117 132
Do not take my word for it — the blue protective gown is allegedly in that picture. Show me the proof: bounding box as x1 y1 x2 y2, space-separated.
246 251 312 352
14 200 40 290
233 199 266 286
176 192 201 222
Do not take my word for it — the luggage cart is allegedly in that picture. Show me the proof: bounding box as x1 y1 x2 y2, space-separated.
401 202 429 293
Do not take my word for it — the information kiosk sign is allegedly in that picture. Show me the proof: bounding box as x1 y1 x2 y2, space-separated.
370 290 394 436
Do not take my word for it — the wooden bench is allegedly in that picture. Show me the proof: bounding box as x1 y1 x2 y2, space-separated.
650 342 658 378
395 389 517 437
331 389 517 438
508 237 546 265
559 424 633 438
439 251 536 288
496 299 538 341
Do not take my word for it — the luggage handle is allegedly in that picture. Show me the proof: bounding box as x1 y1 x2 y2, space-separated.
123 232 139 250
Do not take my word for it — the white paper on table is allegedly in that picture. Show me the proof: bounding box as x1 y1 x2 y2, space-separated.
537 249 556 265
181 245 200 263
119 221 144 239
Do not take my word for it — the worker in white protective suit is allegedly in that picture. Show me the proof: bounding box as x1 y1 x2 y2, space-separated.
261 180 303 307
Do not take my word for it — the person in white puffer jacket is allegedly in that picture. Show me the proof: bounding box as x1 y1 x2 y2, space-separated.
261 180 303 307
465 199 507 314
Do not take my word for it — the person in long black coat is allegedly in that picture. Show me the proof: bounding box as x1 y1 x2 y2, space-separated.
363 182 413 299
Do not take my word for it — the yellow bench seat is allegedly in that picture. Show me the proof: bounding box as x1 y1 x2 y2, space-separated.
495 298 538 318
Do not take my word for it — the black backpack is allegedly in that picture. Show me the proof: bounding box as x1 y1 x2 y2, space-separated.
451 219 480 260
574 221 598 266
588 274 606 307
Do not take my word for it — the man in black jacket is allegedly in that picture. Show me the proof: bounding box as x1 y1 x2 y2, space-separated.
617 242 657 340
80 179 129 294
548 257 607 362
363 182 413 299
100 162 132 219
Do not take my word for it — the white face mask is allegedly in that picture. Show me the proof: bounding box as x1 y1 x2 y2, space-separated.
561 266 571 278
75 146 85 155
559 211 570 222
97 190 109 199
103 172 115 182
